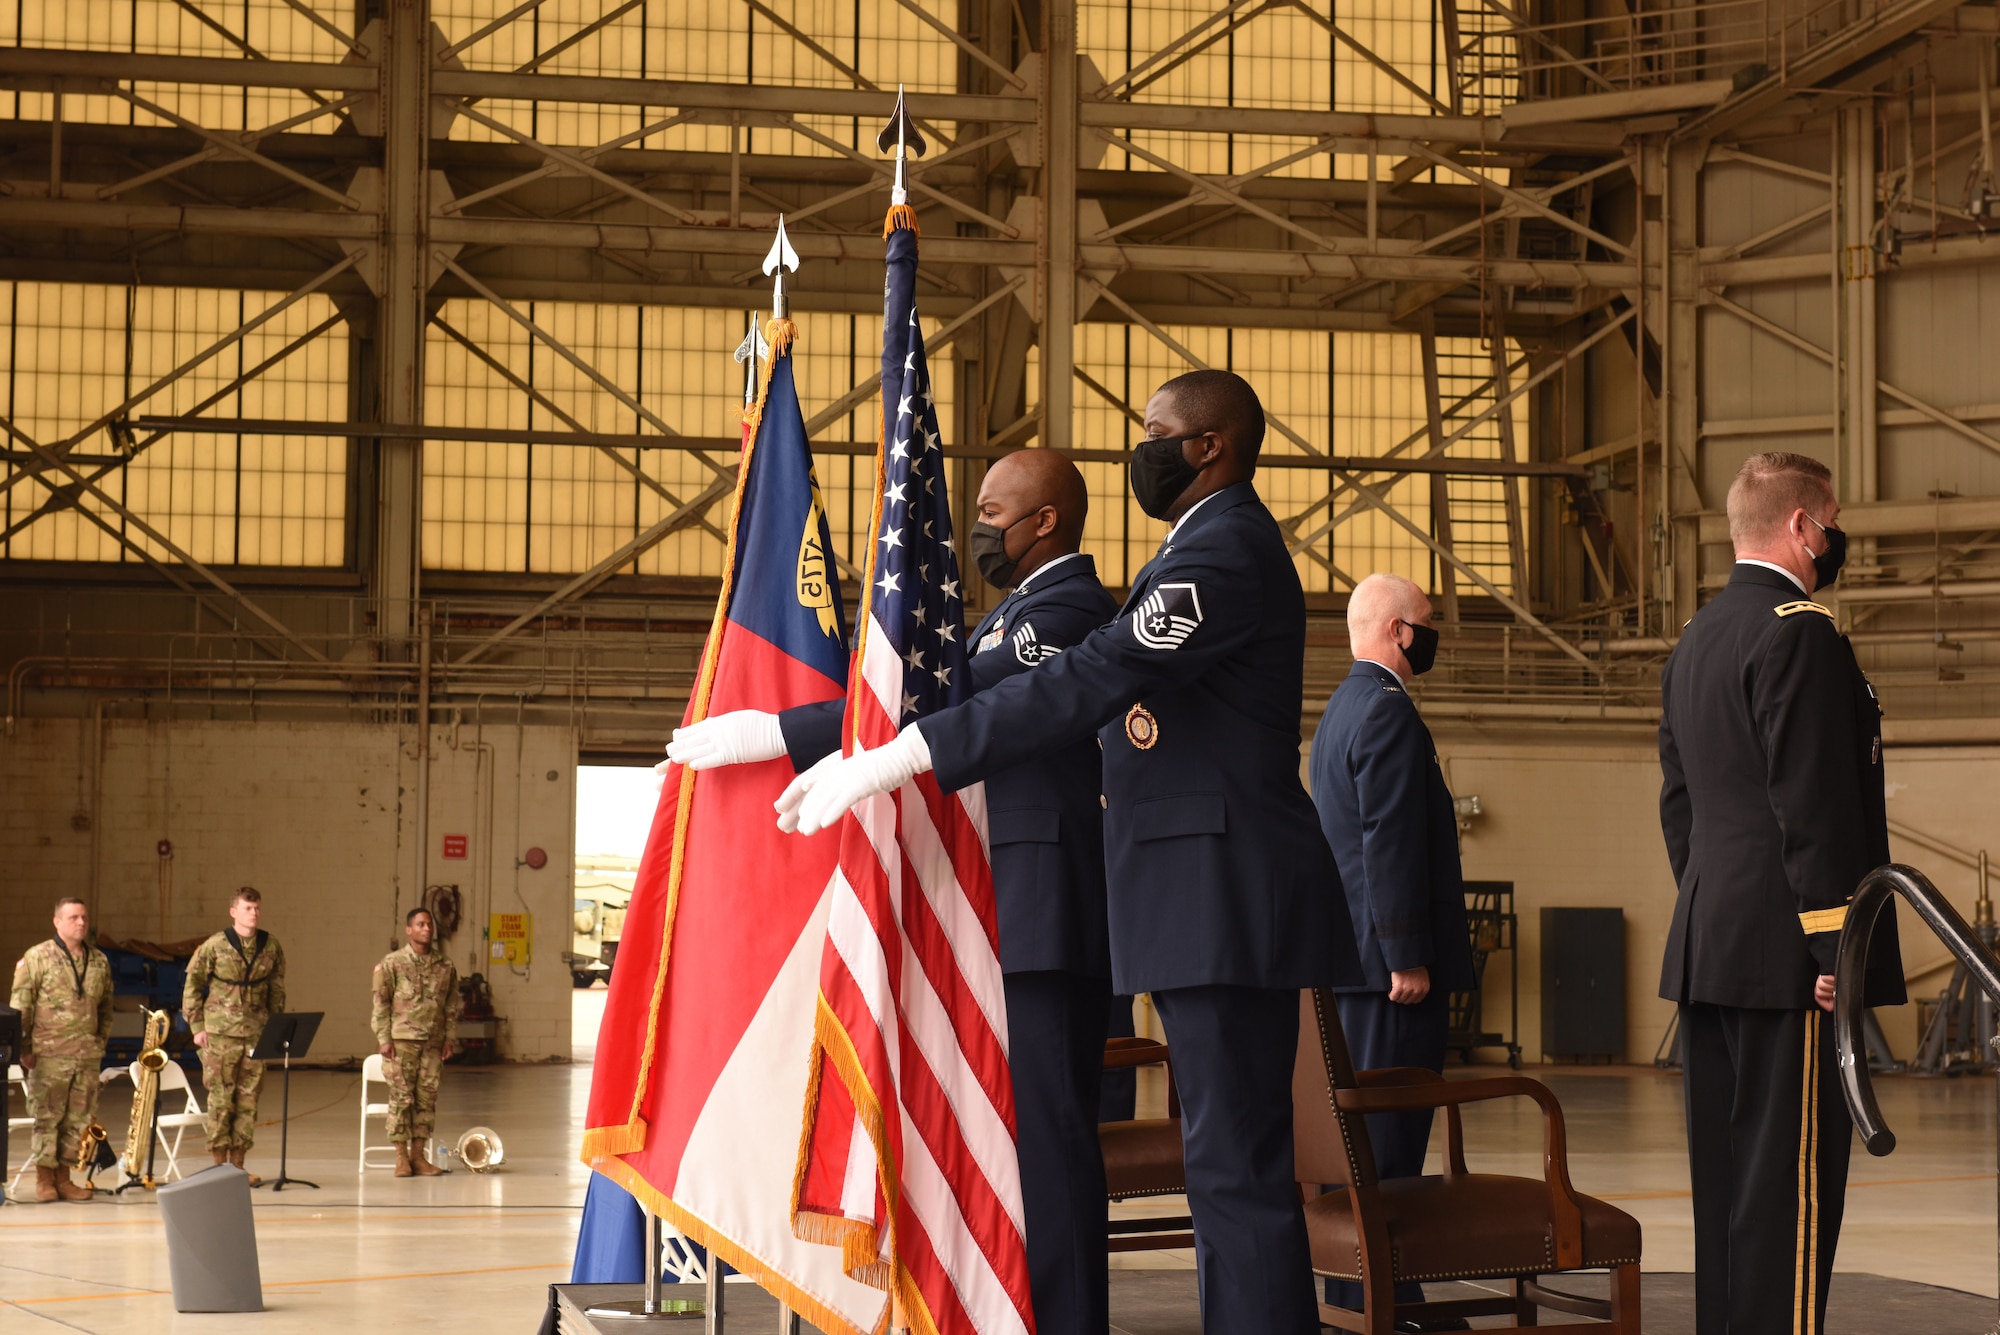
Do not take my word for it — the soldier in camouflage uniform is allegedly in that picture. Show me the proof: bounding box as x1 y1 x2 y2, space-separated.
371 907 461 1178
183 886 285 1184
9 898 113 1203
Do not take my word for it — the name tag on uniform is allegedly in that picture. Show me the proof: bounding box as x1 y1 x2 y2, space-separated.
976 620 1005 654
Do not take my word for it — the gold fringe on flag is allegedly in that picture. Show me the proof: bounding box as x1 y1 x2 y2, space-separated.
765 315 798 360
882 203 919 238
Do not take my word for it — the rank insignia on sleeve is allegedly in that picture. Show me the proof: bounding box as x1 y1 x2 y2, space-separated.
1124 702 1159 750
1012 621 1058 665
1774 600 1834 619
1131 581 1203 650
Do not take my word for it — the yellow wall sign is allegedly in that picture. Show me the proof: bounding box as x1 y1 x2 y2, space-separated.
489 913 532 965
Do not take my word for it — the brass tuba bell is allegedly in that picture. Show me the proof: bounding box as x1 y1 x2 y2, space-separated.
454 1126 504 1172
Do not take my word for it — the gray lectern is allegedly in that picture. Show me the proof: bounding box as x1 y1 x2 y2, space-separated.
158 1164 263 1311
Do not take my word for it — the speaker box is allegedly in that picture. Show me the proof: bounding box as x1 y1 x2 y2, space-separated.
158 1163 264 1311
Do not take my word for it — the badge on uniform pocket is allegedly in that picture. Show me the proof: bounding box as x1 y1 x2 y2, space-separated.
1124 703 1158 750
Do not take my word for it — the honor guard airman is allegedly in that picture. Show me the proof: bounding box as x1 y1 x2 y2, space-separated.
184 886 286 1183
1658 451 1904 1335
780 369 1363 1335
671 449 1122 1335
372 906 463 1178
10 898 113 1203
1309 573 1476 1315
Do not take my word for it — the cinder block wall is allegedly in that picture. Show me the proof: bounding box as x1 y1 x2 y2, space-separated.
1427 733 1998 1065
1 717 577 1063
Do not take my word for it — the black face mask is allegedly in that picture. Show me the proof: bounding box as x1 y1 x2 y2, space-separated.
1130 434 1203 521
1806 515 1847 591
1400 621 1439 677
969 513 1037 589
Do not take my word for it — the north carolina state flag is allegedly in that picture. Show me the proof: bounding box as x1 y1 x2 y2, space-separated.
581 321 891 1334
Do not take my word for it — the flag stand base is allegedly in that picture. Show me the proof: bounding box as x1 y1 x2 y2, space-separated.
585 1213 711 1323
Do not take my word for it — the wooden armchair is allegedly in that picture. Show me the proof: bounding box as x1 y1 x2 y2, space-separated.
1097 1036 1191 1253
1293 988 1641 1334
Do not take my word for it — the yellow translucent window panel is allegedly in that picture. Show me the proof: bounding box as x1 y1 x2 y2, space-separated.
1082 0 1445 182
0 282 347 565
1070 322 1524 596
428 0 957 156
3 0 351 127
422 301 954 578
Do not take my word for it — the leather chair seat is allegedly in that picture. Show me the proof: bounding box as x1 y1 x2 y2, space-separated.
1098 1118 1185 1200
1305 1174 1642 1283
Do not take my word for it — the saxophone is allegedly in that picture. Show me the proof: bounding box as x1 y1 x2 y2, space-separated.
73 1120 109 1177
121 1009 172 1183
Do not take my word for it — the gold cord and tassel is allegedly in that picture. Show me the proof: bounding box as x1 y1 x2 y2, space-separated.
883 203 919 238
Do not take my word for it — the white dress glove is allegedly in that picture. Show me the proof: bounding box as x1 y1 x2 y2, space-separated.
664 710 789 771
774 749 844 834
778 724 934 837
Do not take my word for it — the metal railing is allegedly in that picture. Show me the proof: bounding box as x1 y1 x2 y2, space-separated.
1458 0 1908 100
1834 862 2000 1318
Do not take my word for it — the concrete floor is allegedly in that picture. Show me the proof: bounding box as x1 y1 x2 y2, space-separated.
2 988 1995 1333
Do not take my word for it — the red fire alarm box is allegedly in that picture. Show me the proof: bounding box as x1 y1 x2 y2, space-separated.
442 834 468 860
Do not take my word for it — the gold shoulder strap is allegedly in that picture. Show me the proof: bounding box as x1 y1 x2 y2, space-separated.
1775 600 1834 619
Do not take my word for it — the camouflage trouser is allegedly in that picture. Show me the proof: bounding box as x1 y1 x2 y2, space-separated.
24 1056 100 1169
200 1035 264 1150
384 1040 445 1141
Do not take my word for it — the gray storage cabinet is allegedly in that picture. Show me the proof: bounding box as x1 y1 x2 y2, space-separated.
1540 907 1626 1061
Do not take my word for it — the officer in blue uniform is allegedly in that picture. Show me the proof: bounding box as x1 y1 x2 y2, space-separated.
782 369 1363 1335
1308 571 1475 1322
671 449 1121 1335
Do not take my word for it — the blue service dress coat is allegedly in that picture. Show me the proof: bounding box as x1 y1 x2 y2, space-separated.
777 554 1119 977
778 552 1121 1335
1308 660 1476 995
920 481 1359 1335
918 482 1362 996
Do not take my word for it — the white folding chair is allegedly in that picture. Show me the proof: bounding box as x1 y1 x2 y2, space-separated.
145 1061 207 1182
6 1064 35 1197
359 1053 397 1170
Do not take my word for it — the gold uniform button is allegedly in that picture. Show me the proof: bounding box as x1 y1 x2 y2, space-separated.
1099 795 1108 809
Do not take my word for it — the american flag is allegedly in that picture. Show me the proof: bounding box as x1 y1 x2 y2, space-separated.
791 218 1035 1335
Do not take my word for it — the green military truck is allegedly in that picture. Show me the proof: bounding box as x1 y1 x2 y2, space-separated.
569 854 637 988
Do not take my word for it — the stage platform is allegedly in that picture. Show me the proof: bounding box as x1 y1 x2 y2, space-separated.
548 1270 1996 1333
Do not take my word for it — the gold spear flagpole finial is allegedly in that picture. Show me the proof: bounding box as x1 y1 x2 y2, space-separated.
876 85 928 235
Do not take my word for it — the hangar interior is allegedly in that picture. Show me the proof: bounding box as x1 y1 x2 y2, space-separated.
2 0 1999 1327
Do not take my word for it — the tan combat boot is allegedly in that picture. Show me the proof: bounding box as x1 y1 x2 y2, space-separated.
54 1171 93 1203
411 1137 443 1176
33 1165 58 1203
227 1147 262 1187
211 1148 229 1168
394 1142 413 1177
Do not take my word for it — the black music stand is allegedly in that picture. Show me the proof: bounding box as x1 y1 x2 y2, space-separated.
249 1012 322 1192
